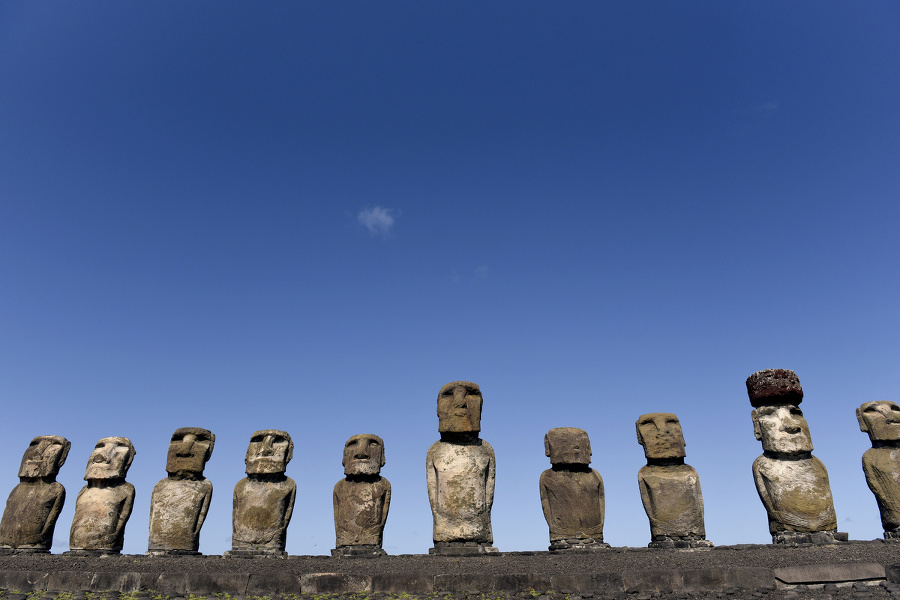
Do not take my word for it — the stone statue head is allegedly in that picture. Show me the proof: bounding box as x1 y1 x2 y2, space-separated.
84 437 135 481
165 427 215 476
857 400 900 443
751 404 813 454
245 430 293 475
636 413 686 460
342 433 385 476
437 381 483 433
544 427 591 466
746 369 803 408
18 435 70 479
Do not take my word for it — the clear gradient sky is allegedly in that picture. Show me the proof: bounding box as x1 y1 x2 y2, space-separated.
1 2 899 556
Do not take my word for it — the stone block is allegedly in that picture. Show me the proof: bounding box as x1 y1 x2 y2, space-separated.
184 572 250 595
89 572 159 592
681 568 725 591
550 573 623 594
300 573 371 594
0 571 50 591
370 574 433 594
246 572 302 595
727 568 773 590
492 574 552 592
433 573 495 592
47 571 93 592
155 573 188 595
774 563 885 585
885 564 900 583
623 569 682 593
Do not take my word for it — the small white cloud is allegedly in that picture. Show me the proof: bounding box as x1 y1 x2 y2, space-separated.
474 265 489 278
357 206 397 236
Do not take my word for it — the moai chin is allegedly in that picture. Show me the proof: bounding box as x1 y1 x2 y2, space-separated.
857 401 900 539
747 369 846 544
0 435 71 554
147 427 215 555
226 430 296 557
539 427 609 552
67 437 136 555
636 414 712 549
426 381 498 555
332 433 391 557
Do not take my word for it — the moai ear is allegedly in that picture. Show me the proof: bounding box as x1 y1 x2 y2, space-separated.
544 433 551 457
751 409 762 441
635 421 644 446
857 407 868 433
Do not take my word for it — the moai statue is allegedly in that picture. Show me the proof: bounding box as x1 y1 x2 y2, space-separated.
747 369 846 544
332 434 391 556
0 435 71 553
426 381 498 555
147 427 215 555
539 427 608 551
67 437 136 555
636 413 712 549
226 430 296 557
857 401 900 539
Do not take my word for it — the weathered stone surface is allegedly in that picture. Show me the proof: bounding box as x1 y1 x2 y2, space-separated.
229 430 296 555
550 573 623 594
300 573 371 594
0 435 70 551
858 401 900 537
88 571 158 592
774 562 885 584
246 571 301 594
747 370 840 542
370 573 433 594
622 569 682 593
539 427 606 551
636 414 710 548
68 437 136 554
333 434 390 553
46 571 92 592
426 381 496 552
746 368 803 407
0 570 49 591
147 427 215 555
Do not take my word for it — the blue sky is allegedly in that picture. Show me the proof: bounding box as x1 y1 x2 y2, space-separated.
1 1 898 555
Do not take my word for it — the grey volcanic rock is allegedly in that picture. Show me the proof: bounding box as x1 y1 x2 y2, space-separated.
333 434 391 556
858 401 900 538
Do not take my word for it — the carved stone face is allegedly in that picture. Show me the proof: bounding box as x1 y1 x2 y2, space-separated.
84 437 135 480
342 434 385 476
636 413 686 460
437 381 483 433
165 427 215 476
858 401 900 442
245 430 293 475
18 435 70 478
752 405 813 454
544 427 591 465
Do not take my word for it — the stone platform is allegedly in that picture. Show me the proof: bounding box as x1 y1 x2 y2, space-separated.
1 541 900 599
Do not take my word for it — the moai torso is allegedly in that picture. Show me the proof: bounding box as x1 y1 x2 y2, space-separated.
0 481 66 549
232 477 296 549
70 483 135 551
148 477 213 551
426 439 495 543
539 468 604 541
0 435 70 551
862 447 900 531
638 464 705 538
752 454 836 533
333 477 391 546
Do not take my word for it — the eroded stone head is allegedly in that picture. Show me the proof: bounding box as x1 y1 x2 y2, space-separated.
858 401 900 443
166 427 215 476
18 435 70 479
544 427 591 466
245 430 293 475
752 404 813 454
437 381 483 434
746 369 803 408
636 413 686 460
343 434 385 476
84 437 135 481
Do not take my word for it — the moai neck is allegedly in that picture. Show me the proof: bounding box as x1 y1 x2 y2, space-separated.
646 457 686 467
86 478 125 489
247 472 286 484
550 463 591 473
763 450 813 461
440 431 480 444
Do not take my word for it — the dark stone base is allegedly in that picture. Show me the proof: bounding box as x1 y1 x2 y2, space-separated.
224 549 287 558
0 548 48 555
885 529 900 540
549 538 610 552
649 536 714 550
145 549 202 556
772 530 848 545
429 542 499 555
331 545 386 557
63 549 120 557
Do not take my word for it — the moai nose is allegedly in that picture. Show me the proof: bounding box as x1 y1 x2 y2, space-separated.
261 435 275 455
